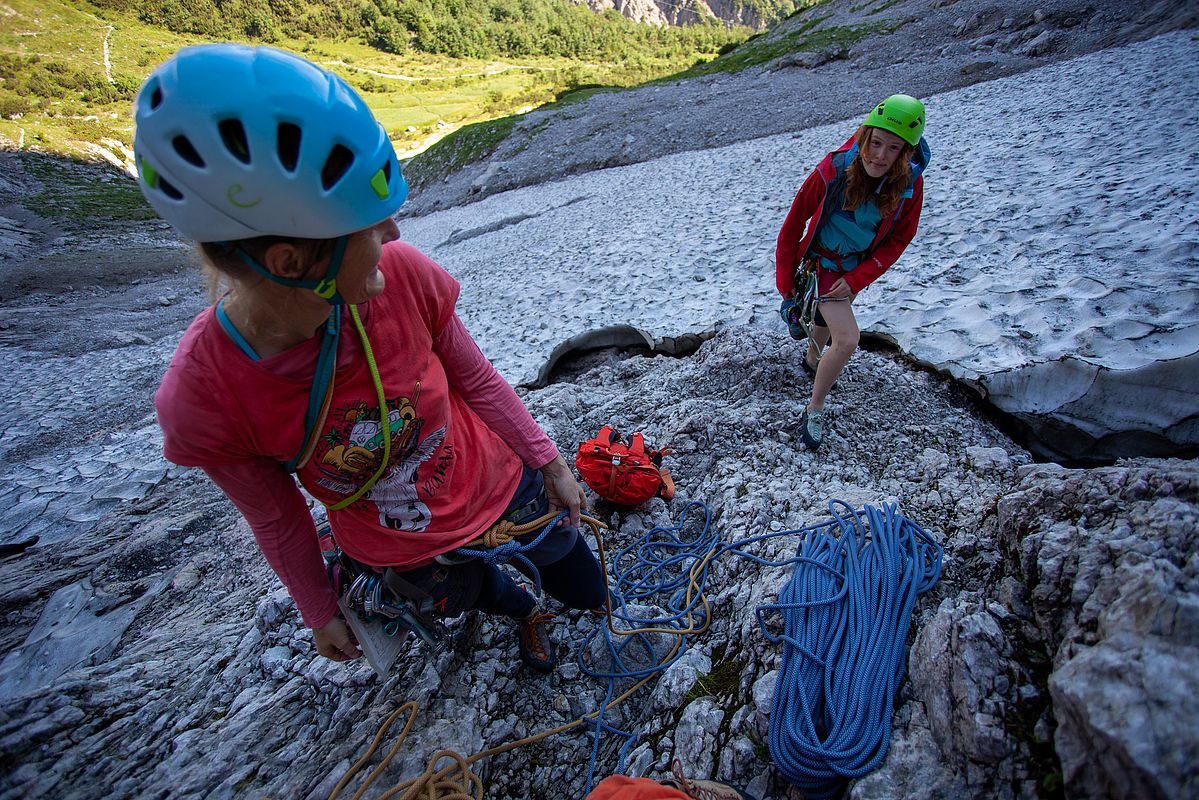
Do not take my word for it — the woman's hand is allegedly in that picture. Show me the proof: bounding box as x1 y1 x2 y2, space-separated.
825 278 853 299
540 454 586 527
313 616 363 662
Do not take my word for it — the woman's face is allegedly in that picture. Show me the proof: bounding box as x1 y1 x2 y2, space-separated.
861 128 907 178
332 217 400 303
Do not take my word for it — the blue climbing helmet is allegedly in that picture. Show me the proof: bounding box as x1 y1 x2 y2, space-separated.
133 43 407 243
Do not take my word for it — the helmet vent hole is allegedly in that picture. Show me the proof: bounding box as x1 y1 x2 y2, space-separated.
149 85 163 110
172 135 205 168
276 123 302 172
158 176 184 201
218 119 252 164
321 144 355 190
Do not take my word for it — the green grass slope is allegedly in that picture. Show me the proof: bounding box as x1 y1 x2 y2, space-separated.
0 0 766 170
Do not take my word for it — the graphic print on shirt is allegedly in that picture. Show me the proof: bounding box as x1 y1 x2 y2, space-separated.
314 383 450 532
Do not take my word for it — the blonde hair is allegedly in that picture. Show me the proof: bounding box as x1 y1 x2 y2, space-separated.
843 125 914 219
197 237 336 301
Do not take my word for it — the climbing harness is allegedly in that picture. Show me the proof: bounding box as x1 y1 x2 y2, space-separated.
576 426 675 506
326 546 445 650
325 507 580 673
788 258 821 340
330 499 942 800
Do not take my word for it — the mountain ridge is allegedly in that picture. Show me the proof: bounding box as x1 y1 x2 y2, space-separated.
402 0 1199 215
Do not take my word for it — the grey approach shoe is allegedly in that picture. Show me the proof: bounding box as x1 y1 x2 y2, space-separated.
799 408 824 450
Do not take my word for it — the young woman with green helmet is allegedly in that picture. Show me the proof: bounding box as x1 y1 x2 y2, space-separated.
138 43 608 673
775 94 931 450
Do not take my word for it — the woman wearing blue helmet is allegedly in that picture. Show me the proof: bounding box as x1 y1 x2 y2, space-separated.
138 44 606 672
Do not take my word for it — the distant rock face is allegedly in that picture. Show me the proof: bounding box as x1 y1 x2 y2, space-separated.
571 0 768 28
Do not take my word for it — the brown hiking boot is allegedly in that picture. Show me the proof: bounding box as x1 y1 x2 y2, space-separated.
661 758 757 800
517 608 557 672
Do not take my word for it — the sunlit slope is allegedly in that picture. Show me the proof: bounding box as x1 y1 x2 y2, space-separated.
0 0 752 165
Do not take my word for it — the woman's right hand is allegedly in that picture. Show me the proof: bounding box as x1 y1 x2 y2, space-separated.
313 615 363 662
825 277 853 299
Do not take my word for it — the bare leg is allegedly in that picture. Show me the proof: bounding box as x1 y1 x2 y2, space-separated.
808 298 859 411
807 325 830 367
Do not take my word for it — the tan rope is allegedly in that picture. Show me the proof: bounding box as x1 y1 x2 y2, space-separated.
330 511 724 800
461 510 574 550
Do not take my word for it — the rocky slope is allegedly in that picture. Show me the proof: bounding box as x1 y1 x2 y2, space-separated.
403 0 1198 216
2 320 1196 799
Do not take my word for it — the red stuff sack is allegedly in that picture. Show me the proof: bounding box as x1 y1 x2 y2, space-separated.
575 425 675 506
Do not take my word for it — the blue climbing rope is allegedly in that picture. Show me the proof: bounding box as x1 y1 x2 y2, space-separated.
756 500 943 799
580 501 721 792
575 499 941 798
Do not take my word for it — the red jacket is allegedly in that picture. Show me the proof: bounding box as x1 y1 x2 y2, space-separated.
775 134 928 296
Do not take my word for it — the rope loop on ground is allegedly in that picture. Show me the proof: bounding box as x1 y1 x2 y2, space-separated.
758 500 943 799
330 499 942 800
579 500 725 791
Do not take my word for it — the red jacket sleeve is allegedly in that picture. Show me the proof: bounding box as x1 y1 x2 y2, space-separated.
843 175 924 293
775 168 825 297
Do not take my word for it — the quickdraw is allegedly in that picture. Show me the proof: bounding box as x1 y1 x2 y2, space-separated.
781 257 820 341
322 521 445 647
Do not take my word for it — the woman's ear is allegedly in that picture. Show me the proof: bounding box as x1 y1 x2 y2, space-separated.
261 242 311 280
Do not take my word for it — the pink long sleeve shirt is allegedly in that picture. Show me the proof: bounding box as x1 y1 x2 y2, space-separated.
155 242 557 628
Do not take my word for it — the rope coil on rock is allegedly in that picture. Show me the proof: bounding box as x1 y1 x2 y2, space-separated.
330 500 942 799
755 501 943 799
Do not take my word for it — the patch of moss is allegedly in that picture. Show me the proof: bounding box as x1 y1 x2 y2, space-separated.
19 153 157 227
683 658 745 704
546 84 619 110
850 0 906 14
673 15 909 78
404 115 519 190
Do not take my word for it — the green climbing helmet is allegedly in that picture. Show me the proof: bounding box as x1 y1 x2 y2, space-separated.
863 94 925 146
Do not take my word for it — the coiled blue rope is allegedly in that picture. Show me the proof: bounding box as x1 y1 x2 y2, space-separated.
755 500 943 799
573 499 940 797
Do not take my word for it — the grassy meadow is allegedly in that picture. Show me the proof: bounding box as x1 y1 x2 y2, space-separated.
0 0 758 171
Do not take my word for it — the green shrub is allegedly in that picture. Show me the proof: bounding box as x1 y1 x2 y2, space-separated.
0 94 32 119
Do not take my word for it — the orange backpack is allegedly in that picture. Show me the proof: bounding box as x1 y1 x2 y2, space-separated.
575 426 675 506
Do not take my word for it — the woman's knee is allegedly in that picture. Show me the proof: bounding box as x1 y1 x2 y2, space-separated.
826 326 860 356
539 540 608 610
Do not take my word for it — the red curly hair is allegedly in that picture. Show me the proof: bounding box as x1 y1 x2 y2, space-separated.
842 124 914 219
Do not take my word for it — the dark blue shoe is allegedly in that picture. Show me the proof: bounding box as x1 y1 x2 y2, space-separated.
779 297 804 340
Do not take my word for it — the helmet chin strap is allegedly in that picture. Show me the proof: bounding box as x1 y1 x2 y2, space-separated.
226 235 350 305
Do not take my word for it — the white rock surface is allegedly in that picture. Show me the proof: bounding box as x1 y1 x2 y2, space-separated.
402 31 1199 461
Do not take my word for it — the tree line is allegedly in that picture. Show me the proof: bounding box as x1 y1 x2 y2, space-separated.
83 0 796 61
